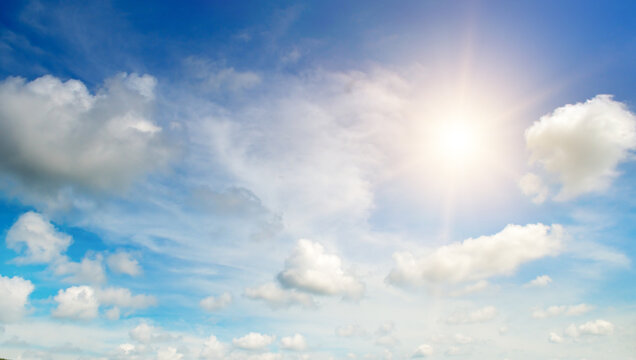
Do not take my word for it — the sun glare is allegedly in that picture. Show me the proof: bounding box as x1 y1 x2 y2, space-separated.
433 121 481 169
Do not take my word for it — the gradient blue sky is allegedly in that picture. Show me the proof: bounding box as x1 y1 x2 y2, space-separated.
1 1 636 359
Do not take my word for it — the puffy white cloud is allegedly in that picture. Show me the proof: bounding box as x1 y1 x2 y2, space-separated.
232 332 274 351
279 334 307 351
245 282 315 309
106 251 142 276
446 306 497 325
519 172 549 204
96 287 157 309
277 239 364 299
412 344 433 357
388 224 564 285
549 332 564 344
0 275 34 322
157 346 183 360
565 319 614 337
54 253 106 284
200 292 232 312
0 73 170 202
5 211 71 264
52 286 99 320
130 323 174 343
532 304 593 319
525 275 552 287
524 95 636 201
200 335 227 359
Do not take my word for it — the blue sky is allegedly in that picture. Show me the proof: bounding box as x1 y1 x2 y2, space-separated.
1 1 636 359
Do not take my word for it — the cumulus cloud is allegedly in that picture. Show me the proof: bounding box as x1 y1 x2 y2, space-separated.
200 292 232 312
0 275 34 322
388 224 564 286
6 211 109 284
524 95 636 201
130 323 174 343
54 253 106 284
245 282 315 309
532 304 593 319
232 332 274 351
525 275 552 287
52 286 99 320
106 251 142 276
5 211 71 264
157 346 183 360
549 332 564 344
277 239 364 299
200 335 227 359
446 306 497 324
412 344 433 357
96 287 157 309
51 285 154 321
519 173 549 204
279 334 307 351
0 73 170 202
564 319 614 337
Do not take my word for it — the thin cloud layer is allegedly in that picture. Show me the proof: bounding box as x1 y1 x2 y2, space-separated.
388 224 564 286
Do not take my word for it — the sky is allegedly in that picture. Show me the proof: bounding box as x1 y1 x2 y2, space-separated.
1 1 636 359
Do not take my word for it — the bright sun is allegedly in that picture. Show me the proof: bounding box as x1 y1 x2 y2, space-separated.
434 121 480 168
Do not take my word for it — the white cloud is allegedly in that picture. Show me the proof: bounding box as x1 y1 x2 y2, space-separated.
5 211 71 264
532 304 593 319
0 275 34 322
54 253 106 284
200 292 232 312
388 224 564 285
96 287 157 309
450 280 489 296
0 73 170 202
524 94 636 201
106 251 142 276
525 275 552 287
157 346 183 360
185 57 261 92
279 334 307 351
200 335 227 359
6 212 107 284
565 319 614 337
52 285 99 320
412 344 433 357
105 307 121 320
548 332 564 344
244 282 315 309
277 239 364 299
335 324 367 338
130 323 174 343
519 172 549 204
446 306 497 325
453 333 473 344
232 332 274 351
